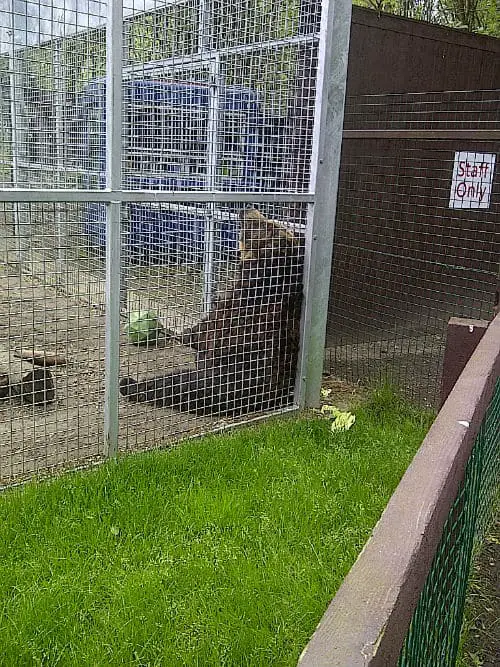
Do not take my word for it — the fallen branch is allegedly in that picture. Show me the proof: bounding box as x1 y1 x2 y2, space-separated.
14 349 67 367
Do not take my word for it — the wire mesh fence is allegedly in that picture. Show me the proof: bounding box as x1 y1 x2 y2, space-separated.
0 205 106 477
326 89 499 406
0 0 347 484
398 377 500 666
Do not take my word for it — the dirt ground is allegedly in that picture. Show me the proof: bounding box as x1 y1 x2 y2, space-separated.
319 374 367 410
0 263 218 485
325 333 445 408
0 259 369 486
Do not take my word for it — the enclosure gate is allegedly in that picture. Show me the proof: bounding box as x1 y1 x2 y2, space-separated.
0 0 350 483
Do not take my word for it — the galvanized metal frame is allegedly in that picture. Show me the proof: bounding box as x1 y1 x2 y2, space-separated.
296 0 352 408
104 0 124 457
8 4 22 259
53 39 67 283
202 56 221 311
0 0 351 457
0 190 316 202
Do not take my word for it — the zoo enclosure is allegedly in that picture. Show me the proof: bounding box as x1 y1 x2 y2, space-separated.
0 0 351 484
300 312 500 666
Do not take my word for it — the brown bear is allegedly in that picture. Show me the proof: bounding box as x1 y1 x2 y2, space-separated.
119 207 305 416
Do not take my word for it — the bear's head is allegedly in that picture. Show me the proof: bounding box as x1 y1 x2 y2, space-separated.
238 207 302 261
236 207 305 299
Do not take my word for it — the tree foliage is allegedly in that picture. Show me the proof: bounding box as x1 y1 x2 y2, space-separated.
353 0 500 37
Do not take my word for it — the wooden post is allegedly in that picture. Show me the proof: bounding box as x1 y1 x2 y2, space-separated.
440 317 489 408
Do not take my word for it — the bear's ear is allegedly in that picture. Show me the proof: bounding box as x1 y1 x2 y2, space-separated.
239 207 272 257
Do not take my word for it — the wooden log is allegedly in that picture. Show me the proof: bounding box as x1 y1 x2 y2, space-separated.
14 349 67 366
0 351 37 397
0 349 55 405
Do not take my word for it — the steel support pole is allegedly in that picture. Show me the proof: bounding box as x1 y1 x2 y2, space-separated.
296 0 352 408
203 56 220 312
104 0 123 457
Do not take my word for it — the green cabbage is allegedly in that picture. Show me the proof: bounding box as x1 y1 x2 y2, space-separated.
125 310 164 345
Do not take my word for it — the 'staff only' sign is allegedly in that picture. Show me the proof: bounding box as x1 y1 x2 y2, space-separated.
449 152 496 209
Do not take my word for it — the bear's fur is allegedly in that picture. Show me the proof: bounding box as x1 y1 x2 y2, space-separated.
119 207 304 416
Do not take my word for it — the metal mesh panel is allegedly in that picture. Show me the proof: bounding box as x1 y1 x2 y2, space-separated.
0 1 343 483
0 1 323 195
326 90 499 407
117 201 307 451
0 6 106 190
0 201 106 480
398 378 500 666
474 377 500 543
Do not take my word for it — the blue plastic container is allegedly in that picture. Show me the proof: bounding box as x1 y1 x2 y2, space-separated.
81 79 262 264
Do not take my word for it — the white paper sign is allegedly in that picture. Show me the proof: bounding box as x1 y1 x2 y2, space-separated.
449 152 496 209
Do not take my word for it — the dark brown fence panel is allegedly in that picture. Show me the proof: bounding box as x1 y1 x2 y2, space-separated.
326 90 499 405
347 7 500 96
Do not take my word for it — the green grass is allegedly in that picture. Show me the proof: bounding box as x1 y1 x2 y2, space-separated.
0 390 433 666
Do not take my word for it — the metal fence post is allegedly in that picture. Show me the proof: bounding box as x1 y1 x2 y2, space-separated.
104 0 123 458
53 39 66 286
297 0 352 408
8 4 25 265
203 56 220 313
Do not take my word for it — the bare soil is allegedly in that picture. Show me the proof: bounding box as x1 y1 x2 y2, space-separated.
319 374 367 410
325 333 445 408
0 264 215 485
0 258 365 486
